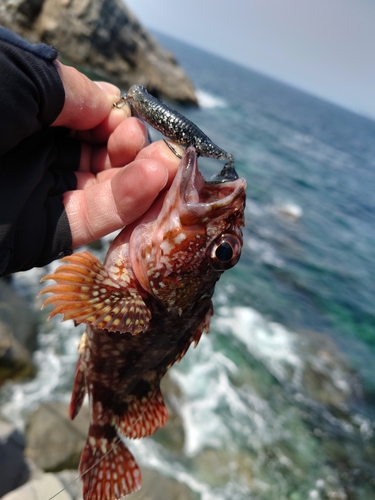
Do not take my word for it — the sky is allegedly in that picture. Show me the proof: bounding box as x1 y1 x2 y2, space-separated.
124 0 375 120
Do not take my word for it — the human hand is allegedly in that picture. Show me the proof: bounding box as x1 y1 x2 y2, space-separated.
53 62 181 248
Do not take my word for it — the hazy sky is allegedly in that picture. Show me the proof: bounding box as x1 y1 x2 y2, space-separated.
125 0 375 119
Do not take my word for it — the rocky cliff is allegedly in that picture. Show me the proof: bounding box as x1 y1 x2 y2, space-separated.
0 0 198 105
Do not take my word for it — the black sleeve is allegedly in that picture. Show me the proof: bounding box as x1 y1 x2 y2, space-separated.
0 26 81 276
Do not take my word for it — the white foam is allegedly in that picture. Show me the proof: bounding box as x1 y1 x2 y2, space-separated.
246 236 285 268
216 306 303 384
129 438 220 500
275 202 303 220
0 297 84 429
196 89 227 109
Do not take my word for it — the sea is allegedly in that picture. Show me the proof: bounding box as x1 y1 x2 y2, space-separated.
1 31 375 500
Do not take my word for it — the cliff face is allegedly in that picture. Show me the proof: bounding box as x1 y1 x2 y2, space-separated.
0 0 198 105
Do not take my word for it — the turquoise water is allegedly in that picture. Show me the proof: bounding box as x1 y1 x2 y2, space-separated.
1 33 375 500
154 32 375 384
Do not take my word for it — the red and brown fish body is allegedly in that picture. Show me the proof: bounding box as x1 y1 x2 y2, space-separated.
40 146 246 500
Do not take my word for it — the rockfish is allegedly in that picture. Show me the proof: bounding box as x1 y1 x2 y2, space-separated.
40 146 246 500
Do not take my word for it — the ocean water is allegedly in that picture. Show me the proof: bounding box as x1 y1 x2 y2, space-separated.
1 32 375 500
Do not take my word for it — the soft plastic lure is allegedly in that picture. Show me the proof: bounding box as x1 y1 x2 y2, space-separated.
114 85 238 182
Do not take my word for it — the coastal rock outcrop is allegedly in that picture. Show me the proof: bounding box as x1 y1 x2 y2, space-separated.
4 398 194 500
0 279 37 385
25 402 89 472
0 419 31 497
0 0 198 105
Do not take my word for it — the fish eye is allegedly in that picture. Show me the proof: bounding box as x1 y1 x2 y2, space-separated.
209 234 242 271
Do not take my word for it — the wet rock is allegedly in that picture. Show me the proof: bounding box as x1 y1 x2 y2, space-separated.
0 419 32 497
1 473 74 500
20 391 192 499
3 467 196 500
154 373 185 452
129 467 196 500
56 470 83 500
0 279 37 385
192 447 256 490
0 0 198 105
25 401 89 472
300 330 360 408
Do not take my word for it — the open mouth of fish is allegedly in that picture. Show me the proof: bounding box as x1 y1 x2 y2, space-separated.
128 145 246 294
176 146 246 221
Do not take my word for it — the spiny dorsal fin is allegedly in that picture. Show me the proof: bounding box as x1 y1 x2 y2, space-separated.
117 385 168 439
39 251 151 335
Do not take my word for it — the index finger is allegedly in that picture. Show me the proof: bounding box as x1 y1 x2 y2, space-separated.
51 62 122 131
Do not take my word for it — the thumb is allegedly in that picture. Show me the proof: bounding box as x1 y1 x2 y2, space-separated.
51 61 120 130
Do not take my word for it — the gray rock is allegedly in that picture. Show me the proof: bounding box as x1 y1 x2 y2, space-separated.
0 280 37 385
25 402 89 472
0 0 198 105
0 419 30 497
56 470 83 500
22 393 194 499
130 467 196 500
3 467 195 500
153 373 185 453
56 468 196 500
1 473 73 500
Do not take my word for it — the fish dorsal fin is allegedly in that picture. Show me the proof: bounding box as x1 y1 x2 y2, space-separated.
39 251 151 335
81 424 142 499
117 385 168 439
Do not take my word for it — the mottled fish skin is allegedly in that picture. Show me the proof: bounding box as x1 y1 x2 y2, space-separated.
39 147 246 500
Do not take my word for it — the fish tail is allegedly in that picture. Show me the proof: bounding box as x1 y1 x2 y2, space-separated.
80 423 141 500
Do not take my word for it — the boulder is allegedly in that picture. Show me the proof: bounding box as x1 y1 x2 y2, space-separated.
21 386 192 499
0 419 31 497
0 279 37 385
1 473 74 500
25 401 89 472
130 467 195 500
0 0 198 105
3 467 195 500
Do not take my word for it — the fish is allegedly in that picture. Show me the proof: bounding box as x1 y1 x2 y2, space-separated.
114 85 238 183
39 146 246 500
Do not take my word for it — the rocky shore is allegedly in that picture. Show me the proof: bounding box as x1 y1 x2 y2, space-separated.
0 280 37 386
0 407 195 500
0 314 196 500
0 0 198 105
0 277 194 499
0 2 200 495
1 273 372 499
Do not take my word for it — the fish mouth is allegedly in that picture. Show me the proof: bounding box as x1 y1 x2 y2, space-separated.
178 146 246 220
128 146 245 295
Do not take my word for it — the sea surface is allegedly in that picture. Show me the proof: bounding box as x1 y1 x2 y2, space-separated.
1 32 375 500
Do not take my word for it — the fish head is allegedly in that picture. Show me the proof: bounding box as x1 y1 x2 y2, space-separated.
128 146 246 312
39 150 245 334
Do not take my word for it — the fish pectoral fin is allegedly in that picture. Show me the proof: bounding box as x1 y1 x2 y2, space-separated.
80 424 142 499
70 354 86 420
117 385 168 439
39 251 151 335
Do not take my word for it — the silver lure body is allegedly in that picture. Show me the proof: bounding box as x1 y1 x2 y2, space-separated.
114 85 238 182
